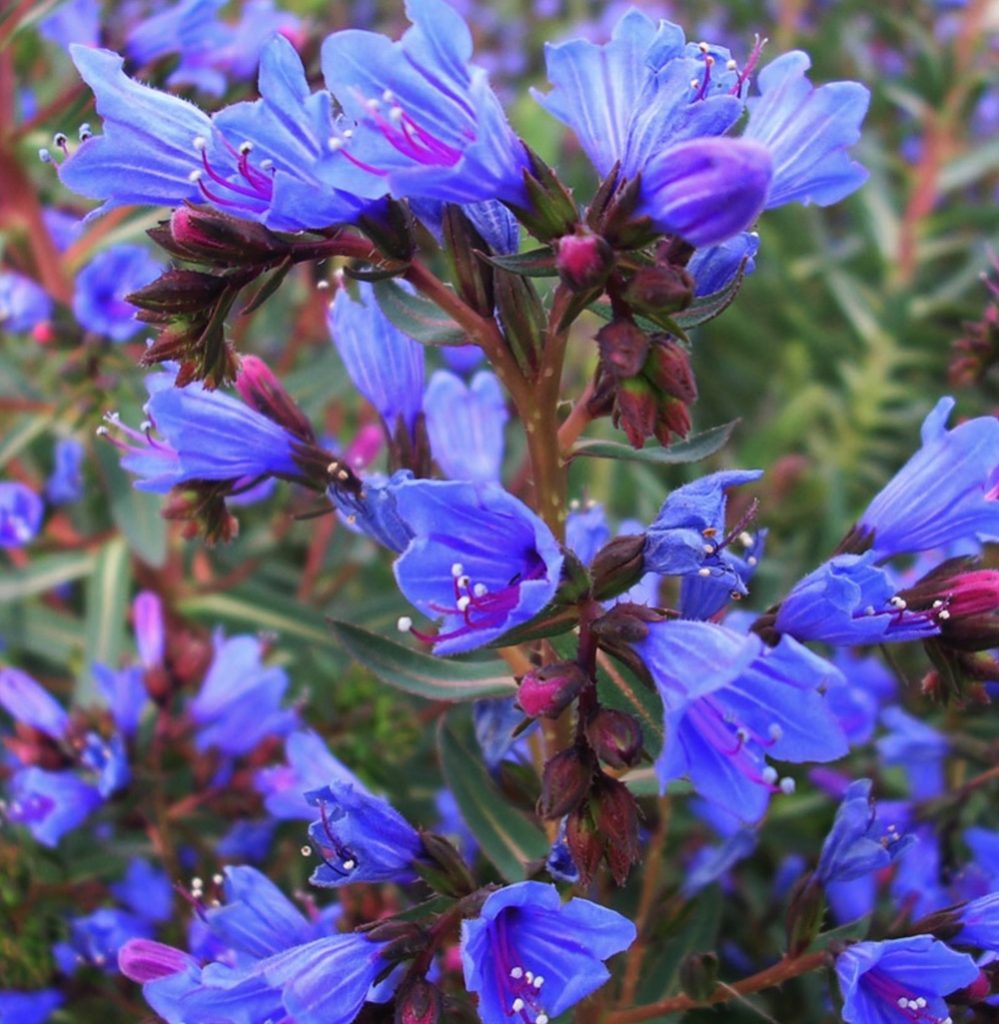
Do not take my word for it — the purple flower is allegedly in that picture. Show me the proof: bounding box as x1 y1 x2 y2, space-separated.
53 907 155 975
859 398 999 559
816 779 913 886
305 782 423 887
743 50 870 208
0 482 44 548
189 633 297 756
38 0 100 47
424 370 508 484
461 882 636 1024
634 620 848 822
0 270 52 334
46 438 85 505
393 480 564 654
111 859 174 924
133 590 165 670
774 553 941 646
5 768 103 847
645 469 762 595
0 666 69 738
328 283 425 437
320 0 532 208
687 231 759 296
835 937 979 1024
72 244 162 341
328 469 416 554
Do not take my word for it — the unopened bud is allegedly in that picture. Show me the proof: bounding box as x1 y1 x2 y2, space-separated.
597 320 651 379
164 206 287 265
539 747 595 819
565 804 603 887
517 662 588 718
951 970 993 1005
644 338 697 403
654 395 693 446
785 874 826 956
590 533 648 601
592 774 641 884
624 264 694 315
678 952 719 1002
585 708 643 768
417 832 476 898
591 602 665 645
396 979 443 1024
613 376 658 448
554 229 614 291
236 355 316 443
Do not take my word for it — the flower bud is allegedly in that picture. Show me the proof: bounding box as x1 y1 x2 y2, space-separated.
654 395 693 446
785 874 826 956
597 320 651 380
644 338 697 403
236 355 317 443
679 952 719 1002
417 831 477 898
565 804 603 886
539 747 595 820
162 206 288 265
592 774 641 884
950 970 994 1005
517 662 588 718
901 558 999 652
590 533 648 601
555 228 614 292
613 376 658 448
585 708 643 768
624 265 694 315
396 979 444 1024
591 603 666 645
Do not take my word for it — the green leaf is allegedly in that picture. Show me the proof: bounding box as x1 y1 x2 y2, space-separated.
0 415 49 470
571 421 738 466
0 603 84 667
95 441 167 568
81 537 130 702
371 278 468 346
329 620 516 701
0 550 97 603
476 248 557 277
179 589 337 648
437 712 548 881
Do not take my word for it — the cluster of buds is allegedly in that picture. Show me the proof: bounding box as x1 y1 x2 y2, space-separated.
949 256 999 395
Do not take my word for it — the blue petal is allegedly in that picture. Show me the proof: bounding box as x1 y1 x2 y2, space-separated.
424 370 508 484
0 667 69 739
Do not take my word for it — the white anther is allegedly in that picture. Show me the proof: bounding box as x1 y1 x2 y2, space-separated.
192 136 207 151
768 723 783 741
260 159 273 170
536 1014 549 1024
690 78 700 89
932 599 944 608
39 148 53 163
382 89 395 103
569 499 580 510
188 169 203 182
736 727 750 743
747 556 759 567
915 998 927 1008
698 41 710 52
140 420 153 432
301 845 312 855
510 967 524 979
95 426 109 437
239 141 253 154
938 609 951 620
397 616 413 633
889 596 907 609
191 876 203 889
897 998 909 1009
864 605 876 616
512 999 525 1013
525 971 534 982
53 131 68 146
456 596 471 613
388 106 404 123
451 562 465 577
345 514 357 526
342 128 354 139
342 858 356 870
365 97 380 111
698 567 712 577
726 58 738 70
457 575 471 588
328 137 344 151
212 873 223 885
703 543 716 554
739 531 754 547
779 777 796 795
704 55 715 65
473 583 488 597
762 766 778 785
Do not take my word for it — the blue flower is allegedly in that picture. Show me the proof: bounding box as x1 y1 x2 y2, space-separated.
464 199 520 254
393 480 564 654
255 729 367 821
877 708 949 801
680 528 765 620
72 244 162 341
774 553 941 646
743 51 870 209
53 907 154 975
38 0 99 48
0 482 44 549
461 881 636 1024
682 829 757 897
0 990 63 1024
825 649 897 746
111 859 174 924
328 283 425 437
189 633 297 756
46 438 85 505
858 398 999 558
320 0 532 207
473 697 536 771
566 501 612 567
305 781 423 887
79 730 130 797
328 469 416 553
217 820 276 863
108 368 306 494
0 271 52 334
545 819 579 883
835 937 979 1024
816 779 913 886
645 469 762 595
687 231 759 296
955 892 999 950
6 768 103 847
0 666 70 738
424 370 508 484
634 620 848 822
92 664 148 736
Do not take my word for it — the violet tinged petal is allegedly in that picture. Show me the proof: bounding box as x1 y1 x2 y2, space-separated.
0 482 44 549
0 667 69 739
424 369 508 484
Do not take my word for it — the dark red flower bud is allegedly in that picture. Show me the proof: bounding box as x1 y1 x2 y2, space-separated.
591 602 666 645
592 774 641 884
565 804 603 886
613 376 658 448
653 396 693 446
517 662 588 718
585 708 643 768
597 320 651 379
554 228 614 291
590 532 648 602
539 746 595 819
951 970 993 1005
644 338 697 403
900 557 999 651
624 264 694 315
396 979 443 1024
165 206 288 265
236 355 316 443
